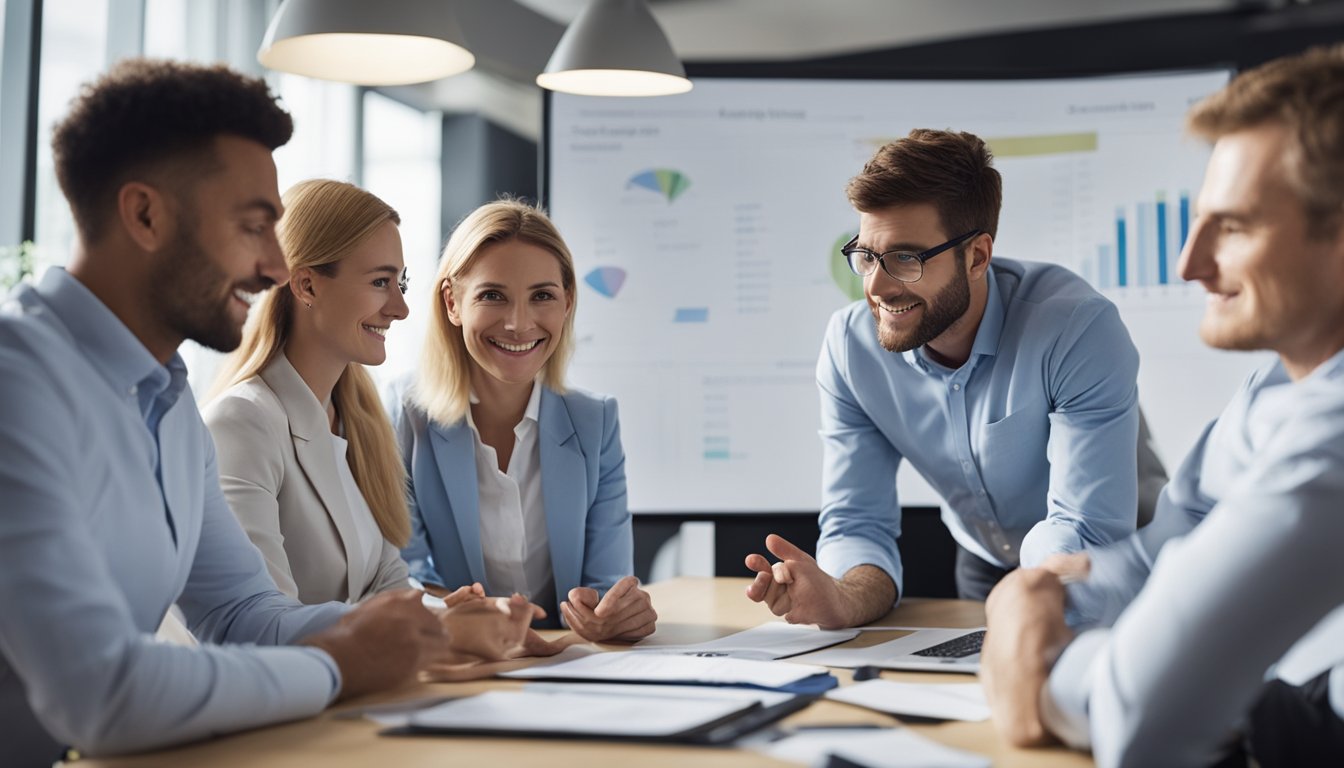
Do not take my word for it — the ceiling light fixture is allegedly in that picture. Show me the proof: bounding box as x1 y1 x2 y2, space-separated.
258 0 475 86
537 0 692 97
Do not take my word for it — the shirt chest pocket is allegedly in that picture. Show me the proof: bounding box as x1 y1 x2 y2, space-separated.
975 407 1049 501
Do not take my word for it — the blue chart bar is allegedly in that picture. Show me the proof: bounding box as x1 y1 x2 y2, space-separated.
1097 245 1111 290
674 307 709 323
1136 202 1152 287
1179 192 1191 250
1116 209 1128 288
1157 194 1169 285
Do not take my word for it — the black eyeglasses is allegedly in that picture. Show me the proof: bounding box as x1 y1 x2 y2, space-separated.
841 229 982 283
398 267 409 295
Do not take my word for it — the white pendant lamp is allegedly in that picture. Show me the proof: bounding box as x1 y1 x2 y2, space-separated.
537 0 692 97
258 0 475 86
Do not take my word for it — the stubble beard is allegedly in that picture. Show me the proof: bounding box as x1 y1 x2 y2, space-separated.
872 261 972 353
148 218 250 354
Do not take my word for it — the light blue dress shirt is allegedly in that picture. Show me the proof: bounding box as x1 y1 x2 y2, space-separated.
0 269 347 766
816 258 1140 596
1044 350 1344 767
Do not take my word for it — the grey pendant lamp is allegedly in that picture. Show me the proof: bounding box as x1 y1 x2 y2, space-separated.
258 0 475 86
537 0 692 97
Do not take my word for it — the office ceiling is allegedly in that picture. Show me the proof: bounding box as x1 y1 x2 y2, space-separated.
514 0 1237 61
385 0 1260 139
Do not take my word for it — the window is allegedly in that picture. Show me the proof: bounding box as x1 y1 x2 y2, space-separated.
362 90 442 389
32 0 108 272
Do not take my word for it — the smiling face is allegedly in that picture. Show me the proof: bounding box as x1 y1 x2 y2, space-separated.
147 134 287 352
1178 122 1344 377
302 219 409 368
858 203 974 354
445 238 573 389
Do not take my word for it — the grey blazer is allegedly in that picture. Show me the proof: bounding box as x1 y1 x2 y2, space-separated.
204 354 409 604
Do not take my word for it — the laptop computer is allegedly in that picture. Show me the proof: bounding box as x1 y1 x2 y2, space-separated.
795 627 985 674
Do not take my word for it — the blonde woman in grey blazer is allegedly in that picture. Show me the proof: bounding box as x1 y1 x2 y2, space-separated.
204 179 413 604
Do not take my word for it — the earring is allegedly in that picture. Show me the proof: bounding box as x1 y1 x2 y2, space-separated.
304 301 312 309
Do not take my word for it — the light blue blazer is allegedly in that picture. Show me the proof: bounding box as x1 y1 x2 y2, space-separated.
387 380 633 621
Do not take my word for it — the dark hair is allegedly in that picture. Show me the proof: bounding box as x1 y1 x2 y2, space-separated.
1188 44 1344 239
51 58 293 242
846 129 1002 241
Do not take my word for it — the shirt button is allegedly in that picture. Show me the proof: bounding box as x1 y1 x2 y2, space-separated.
952 383 961 391
129 385 138 396
977 489 986 496
962 461 971 469
1001 544 1011 552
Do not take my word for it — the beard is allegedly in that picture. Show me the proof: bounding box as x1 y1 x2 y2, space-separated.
147 216 269 353
871 256 972 353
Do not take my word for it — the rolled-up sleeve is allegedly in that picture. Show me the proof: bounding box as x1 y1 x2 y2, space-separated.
815 311 904 597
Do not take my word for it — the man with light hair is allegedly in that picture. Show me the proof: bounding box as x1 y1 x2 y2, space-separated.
981 44 1344 768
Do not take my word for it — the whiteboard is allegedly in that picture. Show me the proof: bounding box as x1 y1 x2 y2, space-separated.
545 72 1274 513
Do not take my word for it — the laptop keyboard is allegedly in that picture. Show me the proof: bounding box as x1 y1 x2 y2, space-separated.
911 630 985 658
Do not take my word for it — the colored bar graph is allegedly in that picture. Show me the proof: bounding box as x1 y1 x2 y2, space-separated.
1179 192 1190 250
1116 209 1128 288
1157 193 1168 285
1137 202 1152 287
1097 245 1111 290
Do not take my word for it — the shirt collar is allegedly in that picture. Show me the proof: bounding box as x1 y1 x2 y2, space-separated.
901 263 1006 373
35 268 186 403
467 379 543 438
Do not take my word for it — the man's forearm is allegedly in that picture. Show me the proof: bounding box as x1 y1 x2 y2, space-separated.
837 565 899 626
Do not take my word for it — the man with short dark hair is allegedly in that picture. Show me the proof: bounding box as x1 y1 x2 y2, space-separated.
745 129 1156 627
0 59 525 766
981 45 1344 768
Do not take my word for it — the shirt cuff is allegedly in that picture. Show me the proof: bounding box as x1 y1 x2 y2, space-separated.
1019 520 1085 569
1041 628 1110 750
816 538 902 600
1065 540 1146 629
302 646 344 705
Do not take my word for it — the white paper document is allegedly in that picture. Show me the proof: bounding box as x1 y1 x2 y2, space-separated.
757 727 991 768
633 622 861 660
400 688 754 737
826 680 990 721
500 645 827 688
525 682 794 708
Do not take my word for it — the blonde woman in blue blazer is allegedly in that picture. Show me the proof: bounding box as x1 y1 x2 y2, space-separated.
388 200 656 642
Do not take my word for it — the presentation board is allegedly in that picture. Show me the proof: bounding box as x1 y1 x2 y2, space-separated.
545 71 1274 513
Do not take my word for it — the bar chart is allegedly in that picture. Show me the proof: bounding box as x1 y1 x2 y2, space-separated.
1085 191 1193 291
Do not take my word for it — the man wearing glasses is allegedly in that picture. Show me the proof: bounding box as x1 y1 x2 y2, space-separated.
746 128 1149 627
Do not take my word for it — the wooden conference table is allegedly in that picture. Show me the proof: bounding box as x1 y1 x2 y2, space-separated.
77 578 1092 768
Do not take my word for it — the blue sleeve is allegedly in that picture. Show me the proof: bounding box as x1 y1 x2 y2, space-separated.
1066 417 1219 628
385 388 440 587
815 310 904 599
1022 301 1139 566
0 344 339 759
581 396 634 594
1047 396 1344 767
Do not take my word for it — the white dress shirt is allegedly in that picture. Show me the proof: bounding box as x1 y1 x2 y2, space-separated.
1041 349 1344 768
468 382 556 608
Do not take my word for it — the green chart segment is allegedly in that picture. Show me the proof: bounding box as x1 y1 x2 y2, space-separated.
830 232 863 301
628 169 691 202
